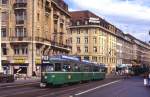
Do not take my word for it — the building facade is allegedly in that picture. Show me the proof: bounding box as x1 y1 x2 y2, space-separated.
116 31 133 66
68 10 150 73
126 34 150 66
0 1 2 72
1 0 70 77
68 11 118 73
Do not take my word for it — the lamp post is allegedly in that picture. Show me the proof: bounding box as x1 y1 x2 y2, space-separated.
0 3 2 73
149 31 150 72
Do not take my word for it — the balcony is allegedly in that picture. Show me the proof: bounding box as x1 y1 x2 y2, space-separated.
14 2 27 10
50 40 71 50
2 37 9 42
9 37 31 42
35 37 50 44
16 20 25 25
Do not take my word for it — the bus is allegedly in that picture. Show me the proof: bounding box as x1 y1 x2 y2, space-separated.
40 55 106 87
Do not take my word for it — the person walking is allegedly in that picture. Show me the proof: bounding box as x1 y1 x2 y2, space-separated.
148 73 150 86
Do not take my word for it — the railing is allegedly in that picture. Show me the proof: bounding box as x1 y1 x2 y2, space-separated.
34 37 71 49
9 37 32 42
50 40 71 49
16 20 25 25
35 37 50 43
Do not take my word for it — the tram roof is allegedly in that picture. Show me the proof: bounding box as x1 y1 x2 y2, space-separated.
42 55 80 61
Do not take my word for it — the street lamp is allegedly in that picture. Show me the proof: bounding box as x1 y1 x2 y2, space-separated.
0 4 2 73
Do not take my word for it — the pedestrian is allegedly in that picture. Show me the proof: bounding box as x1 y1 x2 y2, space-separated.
124 69 129 79
144 73 148 86
148 73 150 86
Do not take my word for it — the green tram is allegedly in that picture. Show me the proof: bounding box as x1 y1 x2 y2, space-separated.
40 55 106 87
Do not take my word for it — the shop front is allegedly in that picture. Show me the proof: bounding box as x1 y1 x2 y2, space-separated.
35 57 42 77
11 57 29 78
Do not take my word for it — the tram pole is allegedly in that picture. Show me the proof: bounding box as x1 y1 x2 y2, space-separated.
31 0 35 76
0 3 2 73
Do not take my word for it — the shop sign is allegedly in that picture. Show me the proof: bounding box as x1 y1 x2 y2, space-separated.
36 57 41 64
14 57 26 64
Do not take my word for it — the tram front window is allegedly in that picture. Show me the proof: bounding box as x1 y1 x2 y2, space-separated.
42 64 54 72
62 64 71 72
55 63 61 71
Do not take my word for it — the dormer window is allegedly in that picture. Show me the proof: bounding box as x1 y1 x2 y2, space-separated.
77 21 80 25
85 21 88 25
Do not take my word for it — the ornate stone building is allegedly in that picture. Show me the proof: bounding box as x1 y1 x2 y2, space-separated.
1 0 70 77
68 10 118 73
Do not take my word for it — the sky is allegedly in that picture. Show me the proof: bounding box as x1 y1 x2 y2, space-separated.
64 0 150 42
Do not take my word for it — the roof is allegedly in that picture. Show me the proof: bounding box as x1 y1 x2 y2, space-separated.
70 10 100 20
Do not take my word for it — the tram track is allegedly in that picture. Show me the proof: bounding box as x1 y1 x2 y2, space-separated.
0 78 122 97
0 82 40 90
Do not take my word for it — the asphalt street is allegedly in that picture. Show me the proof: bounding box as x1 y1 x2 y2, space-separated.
0 77 149 97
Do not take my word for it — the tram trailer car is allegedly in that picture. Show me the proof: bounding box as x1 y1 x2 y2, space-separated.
40 55 106 87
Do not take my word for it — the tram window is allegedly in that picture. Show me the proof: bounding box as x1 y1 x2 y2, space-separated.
42 64 54 72
62 64 68 72
55 63 61 71
62 64 72 72
84 66 89 72
93 66 99 72
46 64 54 72
74 64 80 72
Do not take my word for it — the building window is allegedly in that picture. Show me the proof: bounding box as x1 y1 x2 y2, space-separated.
84 56 89 60
85 37 88 44
14 48 20 55
85 29 88 34
37 13 40 21
2 12 8 22
41 0 43 8
94 29 97 34
77 46 81 53
93 37 97 44
77 29 80 34
85 21 88 25
2 0 8 4
92 56 97 62
15 27 26 37
1 28 7 37
77 21 80 25
21 47 28 55
16 0 27 3
2 44 7 55
2 48 7 55
15 10 26 24
77 37 80 44
85 46 88 53
69 37 72 44
93 47 97 52
14 45 28 55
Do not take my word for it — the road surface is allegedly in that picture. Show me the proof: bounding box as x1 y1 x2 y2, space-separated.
0 77 149 97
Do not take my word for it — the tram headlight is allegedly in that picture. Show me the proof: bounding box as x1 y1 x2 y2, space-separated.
51 75 55 78
44 76 47 79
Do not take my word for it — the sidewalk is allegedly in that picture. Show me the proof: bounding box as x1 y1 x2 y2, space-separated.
106 73 126 79
0 77 40 87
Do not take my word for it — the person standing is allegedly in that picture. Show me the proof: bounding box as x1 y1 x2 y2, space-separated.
148 73 150 86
